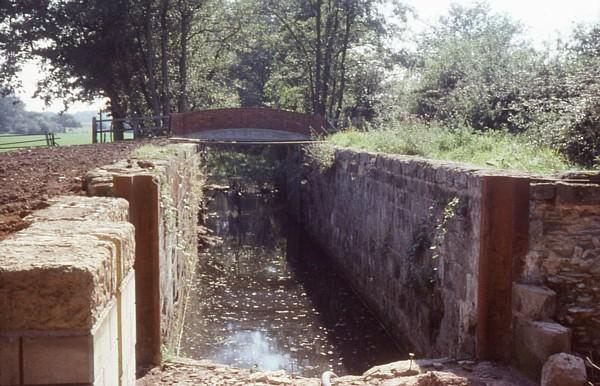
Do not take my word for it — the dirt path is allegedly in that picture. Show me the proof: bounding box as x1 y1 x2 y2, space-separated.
0 142 144 240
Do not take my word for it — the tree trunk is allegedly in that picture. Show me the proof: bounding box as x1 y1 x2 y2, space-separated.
321 1 339 119
107 89 126 141
142 3 161 118
178 1 192 113
160 0 171 118
335 1 353 124
314 0 324 115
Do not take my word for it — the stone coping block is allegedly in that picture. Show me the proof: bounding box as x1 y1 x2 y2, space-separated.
27 220 135 283
26 196 129 223
84 143 199 196
0 197 133 332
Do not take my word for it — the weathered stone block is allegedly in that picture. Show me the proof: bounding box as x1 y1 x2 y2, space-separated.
541 353 587 386
27 220 136 283
0 193 139 385
514 318 571 377
85 170 115 196
513 283 556 320
0 196 135 332
556 182 600 205
0 235 116 331
22 335 92 385
0 336 20 385
531 183 556 201
26 196 129 223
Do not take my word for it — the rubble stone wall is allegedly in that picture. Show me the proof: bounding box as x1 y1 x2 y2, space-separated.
523 182 600 361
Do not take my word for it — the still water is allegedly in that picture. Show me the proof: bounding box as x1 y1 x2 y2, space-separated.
179 147 403 377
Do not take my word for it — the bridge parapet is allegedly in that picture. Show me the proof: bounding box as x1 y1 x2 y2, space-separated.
170 108 326 139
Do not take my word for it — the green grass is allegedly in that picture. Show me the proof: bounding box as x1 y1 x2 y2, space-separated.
322 124 574 174
131 144 182 160
0 130 133 152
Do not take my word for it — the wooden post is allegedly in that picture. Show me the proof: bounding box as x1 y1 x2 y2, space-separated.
92 117 97 144
99 112 104 143
132 114 139 139
477 176 530 361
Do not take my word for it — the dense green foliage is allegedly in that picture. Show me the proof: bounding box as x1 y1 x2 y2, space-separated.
323 124 572 174
389 3 600 167
1 1 599 168
0 95 80 133
0 0 398 126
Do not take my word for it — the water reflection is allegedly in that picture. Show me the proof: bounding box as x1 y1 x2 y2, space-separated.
180 188 404 377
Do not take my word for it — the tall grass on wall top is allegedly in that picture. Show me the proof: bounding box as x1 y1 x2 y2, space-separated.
322 124 573 174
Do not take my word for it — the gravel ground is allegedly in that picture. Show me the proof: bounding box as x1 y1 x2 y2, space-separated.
136 357 535 386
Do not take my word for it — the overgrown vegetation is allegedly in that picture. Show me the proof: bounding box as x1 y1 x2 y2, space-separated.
381 3 600 168
324 124 572 174
1 1 599 168
131 144 183 160
204 145 288 189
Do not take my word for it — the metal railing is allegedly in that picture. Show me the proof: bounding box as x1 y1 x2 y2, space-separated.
92 113 170 143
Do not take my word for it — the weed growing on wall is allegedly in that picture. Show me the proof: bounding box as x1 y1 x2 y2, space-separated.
404 196 461 342
408 196 460 292
130 143 204 355
430 197 460 262
304 143 336 171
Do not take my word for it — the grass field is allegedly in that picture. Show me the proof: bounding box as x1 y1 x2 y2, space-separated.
0 128 134 152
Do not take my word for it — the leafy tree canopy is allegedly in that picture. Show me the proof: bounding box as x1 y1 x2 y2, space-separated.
0 95 81 134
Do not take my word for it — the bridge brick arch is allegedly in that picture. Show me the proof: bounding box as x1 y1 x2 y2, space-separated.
170 108 326 141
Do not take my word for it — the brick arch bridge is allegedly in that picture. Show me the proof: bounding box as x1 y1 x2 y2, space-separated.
170 108 327 141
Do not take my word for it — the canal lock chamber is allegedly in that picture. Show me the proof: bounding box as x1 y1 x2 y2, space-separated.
178 143 405 377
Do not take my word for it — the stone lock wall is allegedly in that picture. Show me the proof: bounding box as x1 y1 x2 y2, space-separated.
514 180 600 375
0 196 136 386
85 143 203 365
293 148 490 358
294 146 598 377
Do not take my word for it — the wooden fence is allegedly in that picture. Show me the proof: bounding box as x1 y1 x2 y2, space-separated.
0 132 58 151
92 113 170 143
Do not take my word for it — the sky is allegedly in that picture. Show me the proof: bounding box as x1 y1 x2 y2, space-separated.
15 0 600 114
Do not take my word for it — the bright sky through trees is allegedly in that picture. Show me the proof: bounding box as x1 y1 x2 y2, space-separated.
15 0 600 113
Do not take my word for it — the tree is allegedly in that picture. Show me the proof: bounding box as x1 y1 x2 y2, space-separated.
409 2 534 130
0 0 242 137
0 95 80 134
260 0 393 123
1 0 399 134
508 23 600 166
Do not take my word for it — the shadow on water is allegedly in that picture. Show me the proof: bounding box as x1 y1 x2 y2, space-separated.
179 144 404 377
